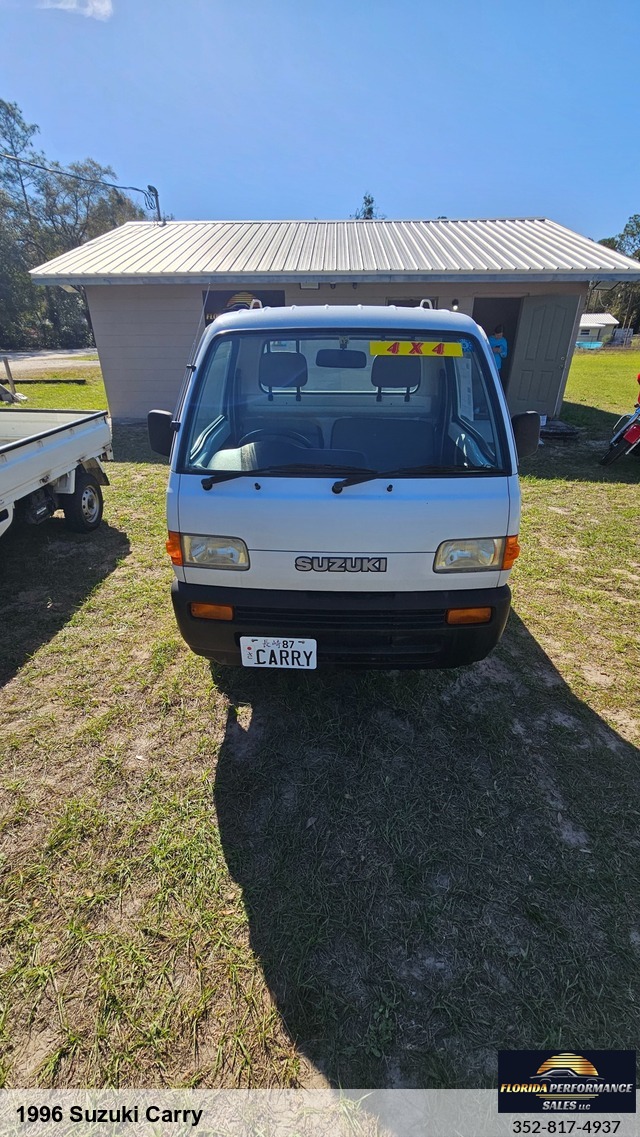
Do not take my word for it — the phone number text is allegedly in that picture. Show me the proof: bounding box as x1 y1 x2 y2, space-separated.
512 1123 621 1135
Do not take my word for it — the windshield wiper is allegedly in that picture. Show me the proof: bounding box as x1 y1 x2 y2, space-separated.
331 464 492 493
201 463 371 490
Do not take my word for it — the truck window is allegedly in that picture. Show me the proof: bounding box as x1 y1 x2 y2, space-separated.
180 331 508 476
186 338 233 462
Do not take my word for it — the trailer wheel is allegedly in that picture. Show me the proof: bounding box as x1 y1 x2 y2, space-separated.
63 469 104 532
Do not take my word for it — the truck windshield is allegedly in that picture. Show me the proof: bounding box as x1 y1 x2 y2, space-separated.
180 331 508 476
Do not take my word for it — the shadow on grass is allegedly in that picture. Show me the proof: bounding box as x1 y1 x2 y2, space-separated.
560 400 625 435
111 422 170 466
519 420 640 485
0 516 130 686
212 614 639 1088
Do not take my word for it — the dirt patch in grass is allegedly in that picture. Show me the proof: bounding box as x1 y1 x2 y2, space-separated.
0 415 639 1089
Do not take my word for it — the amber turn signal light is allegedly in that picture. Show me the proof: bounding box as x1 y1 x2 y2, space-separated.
446 607 492 625
190 603 234 621
502 535 521 570
166 531 183 565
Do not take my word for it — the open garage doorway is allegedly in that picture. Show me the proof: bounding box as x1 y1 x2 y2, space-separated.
472 297 522 393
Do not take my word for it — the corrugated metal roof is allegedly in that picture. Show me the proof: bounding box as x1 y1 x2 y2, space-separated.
30 217 640 285
579 313 619 326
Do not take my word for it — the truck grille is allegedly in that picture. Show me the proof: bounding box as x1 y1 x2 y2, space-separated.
233 606 446 631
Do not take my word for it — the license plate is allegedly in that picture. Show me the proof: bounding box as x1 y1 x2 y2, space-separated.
240 637 317 669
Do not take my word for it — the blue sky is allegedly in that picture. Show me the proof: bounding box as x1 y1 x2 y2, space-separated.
1 0 638 241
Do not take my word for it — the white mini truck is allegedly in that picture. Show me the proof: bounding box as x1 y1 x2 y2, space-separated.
149 304 539 670
0 409 112 539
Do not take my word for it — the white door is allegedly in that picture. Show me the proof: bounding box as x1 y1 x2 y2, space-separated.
507 294 581 417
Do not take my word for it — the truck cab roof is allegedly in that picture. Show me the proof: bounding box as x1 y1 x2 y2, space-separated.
203 303 482 340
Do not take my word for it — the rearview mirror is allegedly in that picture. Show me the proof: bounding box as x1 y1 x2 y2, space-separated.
148 409 175 456
316 349 367 369
511 411 541 461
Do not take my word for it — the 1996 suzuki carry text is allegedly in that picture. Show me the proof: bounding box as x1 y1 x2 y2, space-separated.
149 304 539 669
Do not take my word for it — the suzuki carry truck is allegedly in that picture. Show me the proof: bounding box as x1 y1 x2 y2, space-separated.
148 303 539 669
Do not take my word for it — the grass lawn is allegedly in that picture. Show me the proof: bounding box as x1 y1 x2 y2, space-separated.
0 352 638 1089
4 369 108 410
561 348 640 431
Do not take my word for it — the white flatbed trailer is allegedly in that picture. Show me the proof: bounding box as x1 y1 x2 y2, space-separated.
0 408 112 539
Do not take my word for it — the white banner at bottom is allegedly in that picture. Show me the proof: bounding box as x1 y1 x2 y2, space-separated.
0 1090 637 1137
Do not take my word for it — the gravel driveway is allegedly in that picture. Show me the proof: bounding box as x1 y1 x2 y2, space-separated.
2 350 100 375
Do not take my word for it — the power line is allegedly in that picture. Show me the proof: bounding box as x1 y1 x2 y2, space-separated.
0 151 162 221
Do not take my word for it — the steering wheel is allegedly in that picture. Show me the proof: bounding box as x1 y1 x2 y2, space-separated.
237 429 315 448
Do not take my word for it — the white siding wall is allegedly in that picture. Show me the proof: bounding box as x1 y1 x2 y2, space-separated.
282 284 474 313
86 285 205 420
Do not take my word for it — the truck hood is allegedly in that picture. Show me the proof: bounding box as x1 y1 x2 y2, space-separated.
172 472 516 592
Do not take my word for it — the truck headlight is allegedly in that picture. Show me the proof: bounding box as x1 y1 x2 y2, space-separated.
434 537 505 572
182 534 249 569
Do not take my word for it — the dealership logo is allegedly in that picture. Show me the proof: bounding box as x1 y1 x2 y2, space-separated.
498 1051 636 1113
295 556 388 573
202 289 285 324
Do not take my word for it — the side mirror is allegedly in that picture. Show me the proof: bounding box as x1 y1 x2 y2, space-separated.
511 412 540 461
148 409 176 457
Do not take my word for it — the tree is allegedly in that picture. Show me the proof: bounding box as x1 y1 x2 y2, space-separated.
0 99 147 348
353 193 385 220
0 190 40 346
611 214 640 259
593 214 640 332
0 100 43 243
33 158 146 256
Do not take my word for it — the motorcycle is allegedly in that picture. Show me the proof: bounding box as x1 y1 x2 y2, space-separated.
599 373 640 466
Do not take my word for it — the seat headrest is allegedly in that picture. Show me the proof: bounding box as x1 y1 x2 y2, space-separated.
260 351 308 390
371 355 421 390
371 355 421 401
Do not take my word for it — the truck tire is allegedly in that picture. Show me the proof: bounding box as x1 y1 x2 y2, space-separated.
63 469 104 532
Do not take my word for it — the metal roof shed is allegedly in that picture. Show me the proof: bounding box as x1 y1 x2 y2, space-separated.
31 217 640 421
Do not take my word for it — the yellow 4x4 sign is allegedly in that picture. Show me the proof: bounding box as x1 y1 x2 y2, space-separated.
370 340 463 357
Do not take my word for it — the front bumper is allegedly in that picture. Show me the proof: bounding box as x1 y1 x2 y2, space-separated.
171 581 511 669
